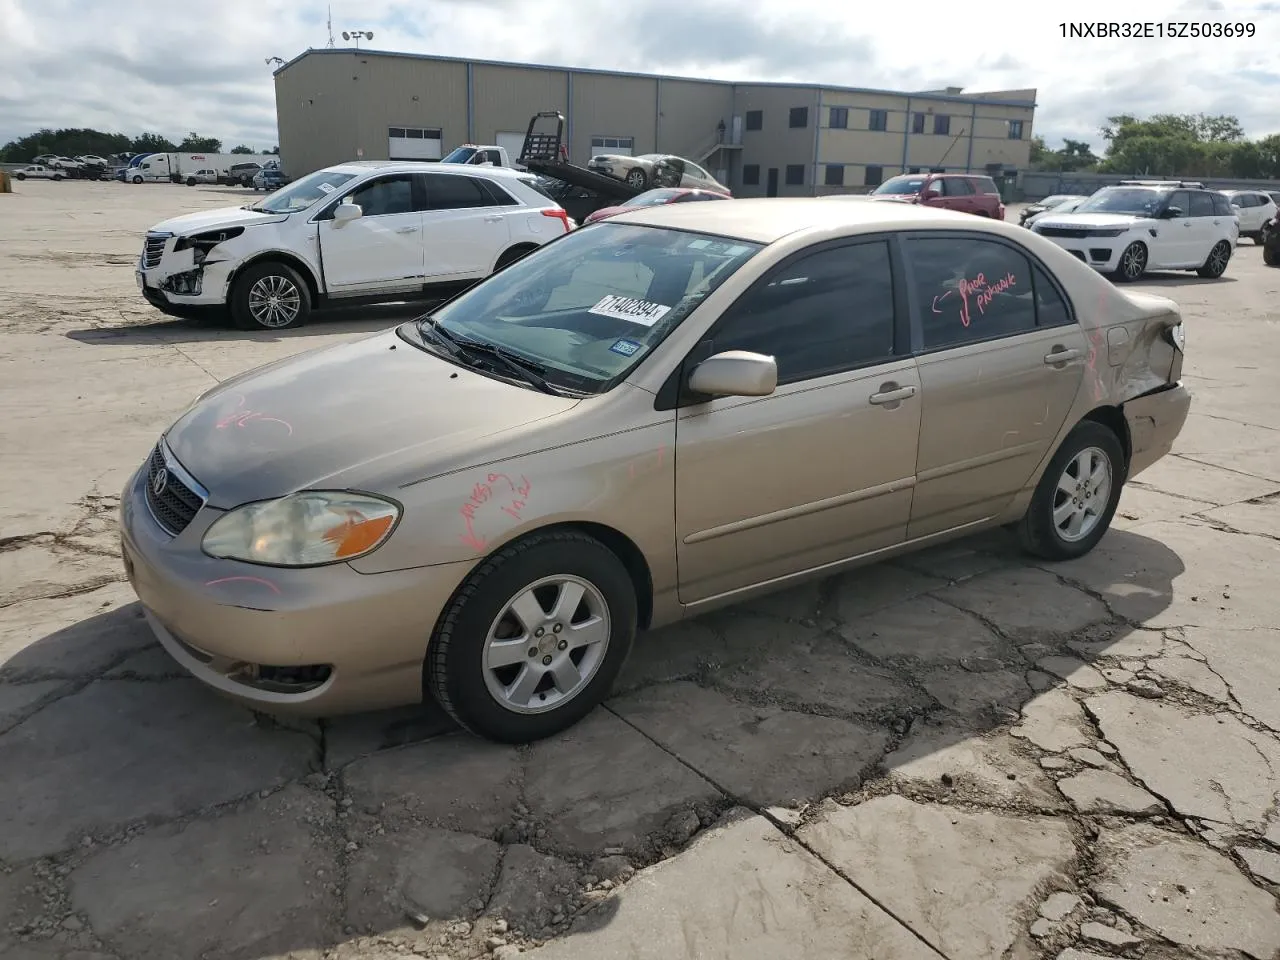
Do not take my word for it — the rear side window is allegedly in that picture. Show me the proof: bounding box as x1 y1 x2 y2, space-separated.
1031 265 1073 328
975 177 1000 194
1214 193 1237 216
423 174 492 210
478 178 519 206
945 178 974 195
518 176 557 202
906 236 1037 350
1188 192 1215 217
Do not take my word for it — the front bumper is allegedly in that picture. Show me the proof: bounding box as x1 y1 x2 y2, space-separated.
136 235 236 312
1124 382 1192 479
1038 236 1125 272
119 452 473 716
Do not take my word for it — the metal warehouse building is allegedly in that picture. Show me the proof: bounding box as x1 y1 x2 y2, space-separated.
273 48 1036 197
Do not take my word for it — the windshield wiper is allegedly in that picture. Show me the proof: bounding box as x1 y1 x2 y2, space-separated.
419 318 562 395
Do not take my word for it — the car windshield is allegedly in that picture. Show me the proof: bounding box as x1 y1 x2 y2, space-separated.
250 170 358 213
622 189 685 207
441 146 478 163
1075 187 1165 217
406 223 763 394
874 176 926 195
1039 195 1075 206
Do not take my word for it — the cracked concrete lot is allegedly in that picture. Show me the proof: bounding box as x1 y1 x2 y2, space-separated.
2 181 1279 960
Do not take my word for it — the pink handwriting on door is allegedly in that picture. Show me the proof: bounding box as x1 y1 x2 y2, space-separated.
459 473 533 550
956 272 1016 327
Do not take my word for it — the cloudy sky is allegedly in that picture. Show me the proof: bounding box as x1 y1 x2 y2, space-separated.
3 0 1278 153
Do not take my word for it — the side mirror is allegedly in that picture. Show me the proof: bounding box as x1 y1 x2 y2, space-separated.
333 202 362 226
688 350 778 398
921 189 940 200
1161 206 1183 219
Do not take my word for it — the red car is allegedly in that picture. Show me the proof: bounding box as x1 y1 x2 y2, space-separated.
583 187 731 224
868 173 1005 219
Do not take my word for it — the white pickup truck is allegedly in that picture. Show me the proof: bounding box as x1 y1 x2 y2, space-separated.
135 160 571 330
441 144 521 169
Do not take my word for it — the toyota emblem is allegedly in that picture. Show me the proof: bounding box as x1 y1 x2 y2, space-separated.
151 466 169 497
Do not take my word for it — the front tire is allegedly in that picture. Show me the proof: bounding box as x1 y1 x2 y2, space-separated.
132 175 143 184
1264 244 1280 267
14 173 24 181
427 530 637 743
186 177 196 186
624 168 648 190
1196 239 1231 279
1018 420 1125 561
229 261 311 331
1113 242 1147 282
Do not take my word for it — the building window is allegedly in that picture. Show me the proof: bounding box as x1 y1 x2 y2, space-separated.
785 164 805 185
789 107 809 128
824 165 845 186
745 110 763 131
933 114 951 136
912 113 926 134
829 106 848 129
864 164 884 186
868 109 888 132
590 136 635 154
1008 120 1024 139
742 164 761 185
388 126 442 160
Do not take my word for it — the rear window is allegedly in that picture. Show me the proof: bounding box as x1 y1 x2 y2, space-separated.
1211 192 1234 217
975 178 999 194
518 175 557 203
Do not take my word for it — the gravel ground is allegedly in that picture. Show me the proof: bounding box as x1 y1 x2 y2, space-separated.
1 180 1278 960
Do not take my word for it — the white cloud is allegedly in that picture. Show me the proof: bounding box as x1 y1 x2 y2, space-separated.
3 0 1279 153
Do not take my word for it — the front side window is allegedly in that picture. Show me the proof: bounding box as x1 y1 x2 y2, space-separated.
707 241 897 384
345 175 415 217
1188 192 1215 217
1212 192 1235 217
1164 191 1191 217
262 169 358 214
410 224 762 394
907 236 1037 351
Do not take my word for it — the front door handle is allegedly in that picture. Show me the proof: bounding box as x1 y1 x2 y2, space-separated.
484 215 504 223
1044 347 1082 365
869 384 917 405
394 226 417 234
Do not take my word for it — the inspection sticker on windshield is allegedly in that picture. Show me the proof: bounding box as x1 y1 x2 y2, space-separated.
589 295 671 327
316 182 335 193
609 338 642 357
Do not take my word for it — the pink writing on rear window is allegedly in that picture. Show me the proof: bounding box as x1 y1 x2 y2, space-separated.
955 271 1017 327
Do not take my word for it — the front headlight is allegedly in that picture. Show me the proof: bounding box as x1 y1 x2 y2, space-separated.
1089 229 1127 238
202 491 401 566
1169 321 1186 352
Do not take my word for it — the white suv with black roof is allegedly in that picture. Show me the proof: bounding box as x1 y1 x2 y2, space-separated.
1031 180 1238 282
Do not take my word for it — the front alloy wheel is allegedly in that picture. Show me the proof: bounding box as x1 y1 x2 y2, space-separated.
230 261 311 330
427 530 637 743
1115 241 1147 282
625 168 647 189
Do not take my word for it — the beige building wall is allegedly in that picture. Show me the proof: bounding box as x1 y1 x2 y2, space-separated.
733 85 820 198
472 64 568 145
569 74 658 161
656 79 734 163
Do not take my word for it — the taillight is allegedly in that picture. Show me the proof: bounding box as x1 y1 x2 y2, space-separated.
542 208 571 233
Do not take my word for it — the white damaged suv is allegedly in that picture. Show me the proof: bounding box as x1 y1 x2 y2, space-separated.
1030 181 1238 282
136 161 572 330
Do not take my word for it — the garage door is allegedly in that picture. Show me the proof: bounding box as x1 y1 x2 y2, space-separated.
388 126 442 161
496 132 526 169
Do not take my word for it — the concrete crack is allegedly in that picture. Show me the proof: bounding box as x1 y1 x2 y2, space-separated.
1171 452 1280 486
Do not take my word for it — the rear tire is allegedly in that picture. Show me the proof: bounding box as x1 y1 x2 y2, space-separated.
1264 245 1280 267
229 261 311 331
186 177 196 186
625 168 648 190
14 173 24 181
1196 239 1231 279
426 530 637 743
1018 420 1125 561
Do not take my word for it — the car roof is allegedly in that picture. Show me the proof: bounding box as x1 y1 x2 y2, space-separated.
610 197 1011 244
324 160 528 179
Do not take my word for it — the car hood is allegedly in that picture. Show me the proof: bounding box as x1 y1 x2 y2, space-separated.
867 194 916 203
149 205 289 236
1035 212 1145 230
163 328 579 507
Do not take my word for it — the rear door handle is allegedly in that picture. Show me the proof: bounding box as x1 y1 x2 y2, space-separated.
869 385 917 405
484 215 504 223
394 226 417 234
1044 348 1082 365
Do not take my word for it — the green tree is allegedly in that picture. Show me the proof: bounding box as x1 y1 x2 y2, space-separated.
229 144 255 154
1097 113 1250 176
131 132 177 154
178 132 222 152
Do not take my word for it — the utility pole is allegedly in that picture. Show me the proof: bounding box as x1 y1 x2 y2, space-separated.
326 5 335 47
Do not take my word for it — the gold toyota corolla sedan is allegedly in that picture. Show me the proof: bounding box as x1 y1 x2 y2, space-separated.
119 199 1190 743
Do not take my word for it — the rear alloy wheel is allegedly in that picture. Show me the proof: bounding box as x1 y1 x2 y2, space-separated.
427 530 637 743
230 261 311 330
625 168 648 190
1196 239 1231 279
1114 241 1147 282
1018 421 1125 561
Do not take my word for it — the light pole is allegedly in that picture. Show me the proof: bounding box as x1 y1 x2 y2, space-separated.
264 56 285 68
342 30 374 49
